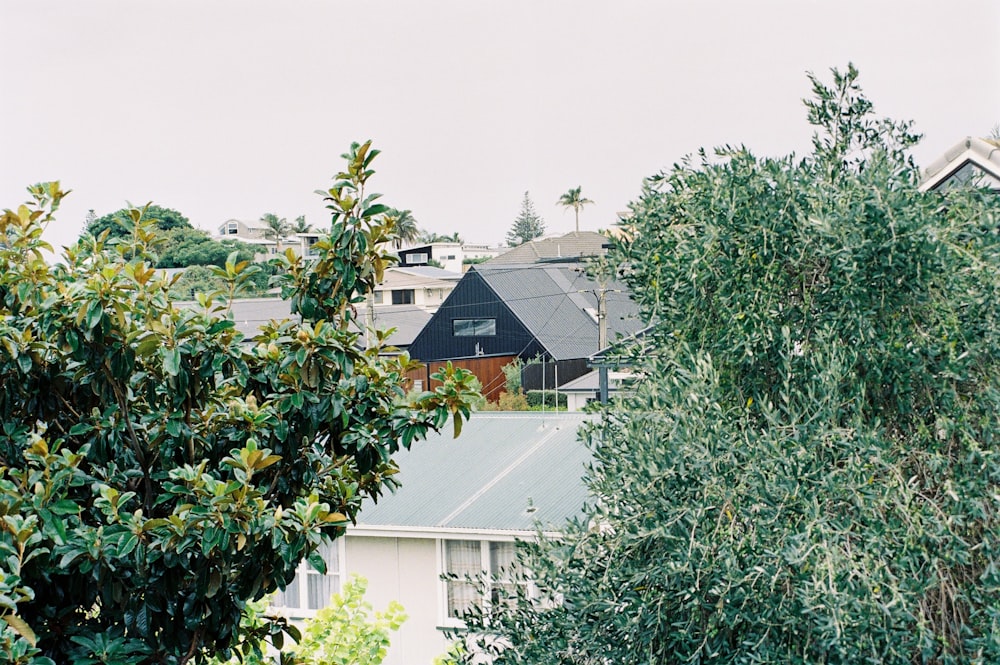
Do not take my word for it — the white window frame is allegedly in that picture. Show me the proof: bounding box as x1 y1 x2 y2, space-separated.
405 252 428 264
438 538 519 628
271 538 346 619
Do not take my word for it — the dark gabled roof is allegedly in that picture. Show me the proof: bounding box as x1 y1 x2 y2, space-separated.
472 263 644 361
486 231 610 265
355 413 592 533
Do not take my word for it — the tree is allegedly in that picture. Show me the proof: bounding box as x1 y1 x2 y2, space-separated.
0 141 479 664
84 204 191 239
556 186 593 233
291 216 312 234
385 209 420 249
155 227 261 269
208 576 405 665
457 66 1000 664
506 192 545 246
290 575 405 665
418 230 462 245
260 213 290 252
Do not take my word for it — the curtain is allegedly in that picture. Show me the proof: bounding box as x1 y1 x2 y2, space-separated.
446 540 482 618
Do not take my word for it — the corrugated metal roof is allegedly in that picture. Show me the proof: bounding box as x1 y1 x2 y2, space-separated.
474 264 644 361
486 231 609 265
356 413 592 533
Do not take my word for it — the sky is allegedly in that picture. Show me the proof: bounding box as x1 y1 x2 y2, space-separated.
2 0 998 253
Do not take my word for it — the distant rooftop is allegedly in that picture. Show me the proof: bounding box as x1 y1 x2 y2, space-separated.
486 231 610 265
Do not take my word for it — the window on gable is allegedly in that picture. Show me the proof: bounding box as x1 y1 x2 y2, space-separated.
442 539 518 621
272 540 342 616
453 319 496 336
405 253 428 264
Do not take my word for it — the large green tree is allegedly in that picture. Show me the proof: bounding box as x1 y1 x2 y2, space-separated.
85 204 192 239
458 66 1000 664
506 192 545 246
0 141 478 664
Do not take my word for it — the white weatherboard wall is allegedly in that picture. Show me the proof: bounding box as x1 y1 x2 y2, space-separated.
345 535 444 665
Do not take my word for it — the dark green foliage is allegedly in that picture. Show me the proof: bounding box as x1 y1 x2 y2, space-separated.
0 142 479 664
155 227 261 269
524 390 567 409
85 204 191 239
506 192 545 246
457 66 1000 664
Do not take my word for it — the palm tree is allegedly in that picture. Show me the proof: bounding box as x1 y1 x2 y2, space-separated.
388 209 421 249
260 213 290 252
557 186 594 233
291 215 312 233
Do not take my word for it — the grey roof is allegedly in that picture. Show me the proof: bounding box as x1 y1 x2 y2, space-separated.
474 263 644 361
356 413 592 533
184 298 431 348
487 231 610 265
391 266 463 281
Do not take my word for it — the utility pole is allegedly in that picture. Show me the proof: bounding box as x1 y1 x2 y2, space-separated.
597 285 609 404
365 290 376 349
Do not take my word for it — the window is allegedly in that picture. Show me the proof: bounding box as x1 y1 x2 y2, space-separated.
306 236 320 256
453 318 496 336
272 540 342 615
391 289 414 305
372 290 384 304
405 253 428 264
226 222 238 235
442 540 517 621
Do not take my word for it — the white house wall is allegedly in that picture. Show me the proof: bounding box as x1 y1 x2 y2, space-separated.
345 535 447 665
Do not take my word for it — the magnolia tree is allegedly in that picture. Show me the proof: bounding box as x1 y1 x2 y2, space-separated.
457 66 1000 664
0 141 478 664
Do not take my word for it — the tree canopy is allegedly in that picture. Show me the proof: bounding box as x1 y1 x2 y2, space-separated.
506 192 545 246
0 141 479 664
458 65 1000 664
85 204 192 239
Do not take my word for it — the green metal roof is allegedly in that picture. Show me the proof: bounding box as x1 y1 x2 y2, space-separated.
355 413 593 534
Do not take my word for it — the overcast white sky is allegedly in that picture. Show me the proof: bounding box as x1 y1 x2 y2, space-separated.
2 0 998 252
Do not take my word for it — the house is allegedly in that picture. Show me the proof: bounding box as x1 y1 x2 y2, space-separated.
272 412 593 665
919 136 1000 192
406 262 644 400
397 242 508 273
558 369 633 411
485 231 610 265
372 266 462 312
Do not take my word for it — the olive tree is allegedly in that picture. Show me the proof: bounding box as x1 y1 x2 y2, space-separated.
0 141 478 664
458 66 1000 664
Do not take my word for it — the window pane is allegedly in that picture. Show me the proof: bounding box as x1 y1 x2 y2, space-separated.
489 542 518 608
392 289 414 305
453 319 496 337
274 576 300 608
307 540 340 609
446 540 481 618
307 571 334 610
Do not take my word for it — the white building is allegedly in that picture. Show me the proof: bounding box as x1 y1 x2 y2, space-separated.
272 412 592 665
